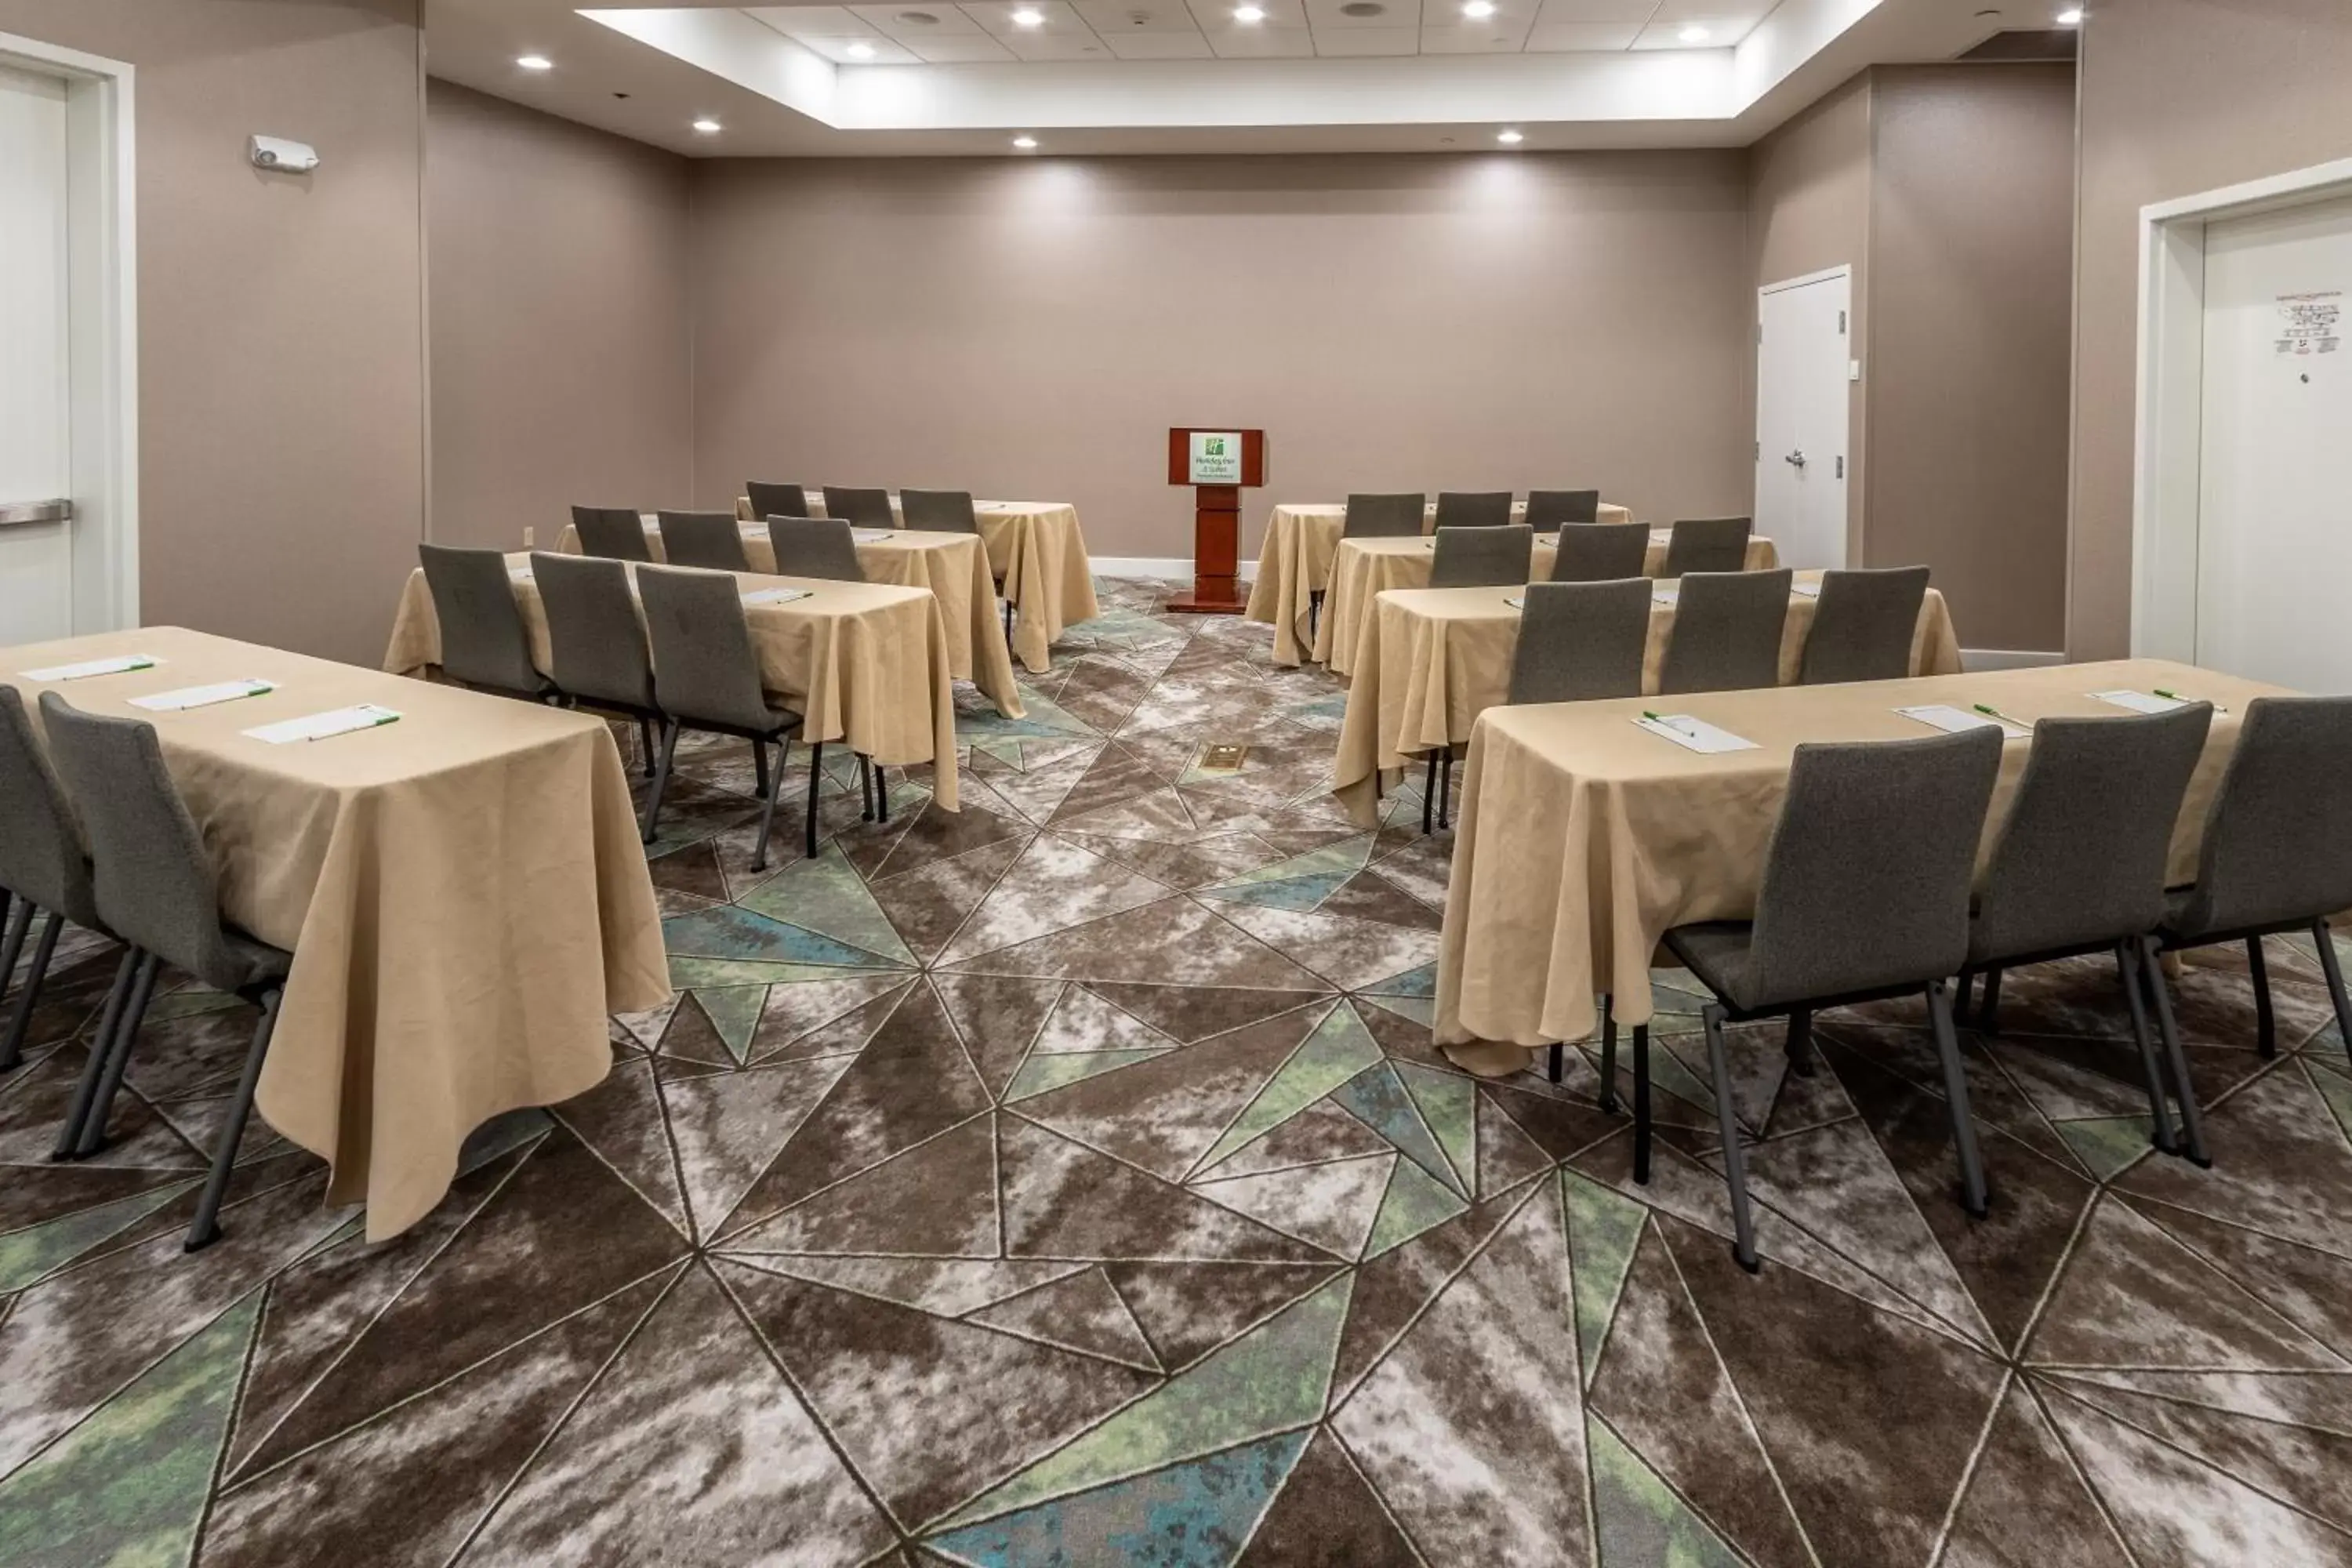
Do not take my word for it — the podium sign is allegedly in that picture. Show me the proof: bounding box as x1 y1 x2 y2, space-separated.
1166 427 1266 615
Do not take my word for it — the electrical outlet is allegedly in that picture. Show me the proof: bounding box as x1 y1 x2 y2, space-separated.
524 525 535 547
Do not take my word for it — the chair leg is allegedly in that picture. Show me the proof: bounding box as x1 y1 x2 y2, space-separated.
0 908 64 1072
750 739 785 873
752 735 771 801
1632 1025 1651 1185
637 717 656 779
1547 1041 1563 1084
1784 1006 1815 1079
1700 1005 1756 1271
1925 980 1991 1219
1438 750 1453 830
2313 919 2352 1072
1977 967 2004 1035
860 756 876 822
1597 993 1621 1113
1004 600 1015 646
2247 936 2276 1058
2140 935 2209 1167
805 741 826 859
877 764 890 824
1308 589 1323 644
54 949 139 1159
1421 752 1438 836
0 898 32 1030
640 718 681 844
2117 941 2180 1156
185 988 281 1253
74 952 159 1158
1955 966 1977 1019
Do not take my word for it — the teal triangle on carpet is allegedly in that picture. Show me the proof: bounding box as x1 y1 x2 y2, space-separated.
1395 1062 1475 1195
1587 1413 1746 1568
668 958 900 989
1196 1003 1375 1173
1355 992 1434 1027
0 1181 198 1293
1363 1155 1468 1258
1196 872 1351 913
662 904 898 969
1359 963 1435 999
1563 1171 1646 1384
1006 1047 1174 1101
1208 835 1374 893
2056 1116 2158 1181
1334 1062 1460 1196
691 986 768 1066
738 845 917 967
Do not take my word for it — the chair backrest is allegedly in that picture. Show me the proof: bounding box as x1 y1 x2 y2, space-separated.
2174 695 2352 938
1661 516 1754 578
530 552 657 712
637 566 778 734
572 506 652 563
746 481 811 521
1657 568 1793 695
768 516 866 582
419 543 543 696
38 692 241 985
1428 524 1534 590
657 510 752 573
1744 728 2004 1005
1341 493 1426 539
1432 491 1514 530
1549 521 1653 583
0 687 94 921
1507 579 1651 705
824 486 898 528
1526 489 1601 531
1973 704 2214 961
899 488 978 534
1801 566 1930 684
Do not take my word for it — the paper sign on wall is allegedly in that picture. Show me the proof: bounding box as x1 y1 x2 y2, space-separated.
2275 291 2343 357
1188 431 1243 485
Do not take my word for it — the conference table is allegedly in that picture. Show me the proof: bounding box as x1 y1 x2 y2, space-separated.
0 626 669 1239
731 495 1098 677
1434 659 2287 1077
561 517 1023 718
1330 571 1962 826
385 556 963 811
1244 499 1639 667
1316 528 1785 676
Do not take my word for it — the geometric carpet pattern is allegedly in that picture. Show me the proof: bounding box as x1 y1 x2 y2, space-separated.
5 578 2352 1564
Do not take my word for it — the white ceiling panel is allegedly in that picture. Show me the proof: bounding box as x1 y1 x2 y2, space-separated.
1628 13 1751 45
963 0 1097 34
1532 0 1661 20
1419 22 1534 49
1103 28 1218 53
1646 0 1773 22
851 2 994 36
1303 0 1425 30
747 5 878 37
1185 0 1314 29
900 31 1024 55
1073 0 1202 31
1310 24 1420 51
1001 27 1118 53
1207 24 1319 53
1524 20 1641 48
813 33 928 58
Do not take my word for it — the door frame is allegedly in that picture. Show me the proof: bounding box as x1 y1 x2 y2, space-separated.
1755 263 1853 569
0 29 137 635
2132 156 2352 662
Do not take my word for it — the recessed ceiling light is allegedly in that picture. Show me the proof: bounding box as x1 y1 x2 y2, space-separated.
1233 2 1266 19
1012 134 1039 148
1339 1 1385 14
897 8 941 20
692 118 723 134
1496 128 1523 144
1011 5 1045 24
1677 23 1709 41
2055 5 2083 20
1461 0 1496 16
516 54 554 71
845 40 877 56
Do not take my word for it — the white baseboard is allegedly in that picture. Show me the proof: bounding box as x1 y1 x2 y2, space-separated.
1093 557 1260 582
1961 648 2067 671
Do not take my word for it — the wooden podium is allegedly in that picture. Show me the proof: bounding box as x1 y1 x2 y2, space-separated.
1166 426 1266 614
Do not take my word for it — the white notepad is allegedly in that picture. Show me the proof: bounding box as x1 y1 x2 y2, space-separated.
1502 596 1525 610
20 654 158 682
1635 714 1759 754
2092 688 2190 715
129 680 276 713
1650 587 1680 606
244 704 401 744
851 528 894 543
742 587 812 606
1897 703 2030 739
1790 581 1822 598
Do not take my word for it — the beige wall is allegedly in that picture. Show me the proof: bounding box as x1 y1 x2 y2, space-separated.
0 0 426 666
687 153 1756 560
1867 64 2074 652
2070 0 2352 658
426 80 692 551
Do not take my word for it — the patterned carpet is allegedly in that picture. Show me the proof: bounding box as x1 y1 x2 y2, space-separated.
5 577 2352 1566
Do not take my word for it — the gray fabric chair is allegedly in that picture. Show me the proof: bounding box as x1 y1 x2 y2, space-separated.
531 552 662 779
572 506 652 563
1661 517 1754 578
0 688 116 1075
658 510 753 573
39 692 295 1252
1432 491 1515 530
1428 524 1534 590
1526 489 1602 532
1657 568 1793 695
1660 727 2005 1269
636 565 811 866
1549 521 1653 583
1801 566 1930 684
1959 704 2215 1163
1508 579 1651 706
768 517 866 583
418 544 554 702
899 489 978 534
746 481 812 521
2148 695 2352 1091
824 487 898 529
1341 492 1426 539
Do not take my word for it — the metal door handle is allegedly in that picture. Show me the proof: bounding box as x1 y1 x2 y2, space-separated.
0 499 72 528
1784 451 1807 470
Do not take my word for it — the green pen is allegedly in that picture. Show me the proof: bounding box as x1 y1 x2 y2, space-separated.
2154 687 2230 713
1972 702 2027 731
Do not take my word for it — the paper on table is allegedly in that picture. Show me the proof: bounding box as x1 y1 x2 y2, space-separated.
129 679 276 713
2092 688 2188 715
1503 597 1524 610
741 587 812 606
20 654 158 682
1897 704 2030 739
1791 581 1821 598
1651 586 1680 606
244 704 401 744
851 528 893 543
1635 714 1759 754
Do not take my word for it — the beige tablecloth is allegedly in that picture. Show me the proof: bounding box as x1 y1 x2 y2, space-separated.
1435 659 2292 1076
1244 501 1639 667
387 557 960 810
734 494 1099 676
1318 529 1785 675
1 626 670 1239
556 519 1022 717
1331 572 1963 826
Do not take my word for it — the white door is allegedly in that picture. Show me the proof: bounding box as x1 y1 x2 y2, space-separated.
0 60 74 646
1755 270 1850 572
2194 194 2352 692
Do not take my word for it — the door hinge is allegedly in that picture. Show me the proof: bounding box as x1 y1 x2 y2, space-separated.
1838 310 1848 336
1836 456 1846 479
1755 322 1763 344
1755 441 1761 461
